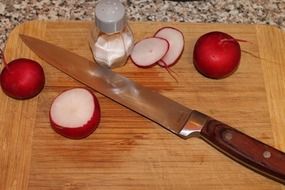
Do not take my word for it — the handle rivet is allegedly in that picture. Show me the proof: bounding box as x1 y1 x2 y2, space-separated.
263 151 271 159
223 131 233 141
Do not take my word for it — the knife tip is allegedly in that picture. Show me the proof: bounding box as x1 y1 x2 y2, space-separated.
19 34 44 50
19 34 29 40
19 34 29 44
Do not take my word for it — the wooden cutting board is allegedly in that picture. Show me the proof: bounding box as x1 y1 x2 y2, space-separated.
1 21 285 190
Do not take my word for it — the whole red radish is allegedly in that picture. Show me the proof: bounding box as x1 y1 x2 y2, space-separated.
193 31 241 79
50 88 101 139
0 58 45 99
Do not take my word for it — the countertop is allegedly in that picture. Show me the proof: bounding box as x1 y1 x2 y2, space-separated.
0 0 284 51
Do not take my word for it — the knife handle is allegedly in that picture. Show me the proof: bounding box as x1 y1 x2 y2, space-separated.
200 118 285 184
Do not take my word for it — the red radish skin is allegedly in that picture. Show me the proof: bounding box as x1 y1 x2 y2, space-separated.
154 27 184 67
49 88 100 139
131 37 169 67
193 31 241 79
0 58 45 99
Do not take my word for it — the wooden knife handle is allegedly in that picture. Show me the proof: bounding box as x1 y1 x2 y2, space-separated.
200 119 285 184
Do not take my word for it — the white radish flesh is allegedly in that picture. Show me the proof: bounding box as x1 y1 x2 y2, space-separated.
51 89 94 128
130 37 169 67
154 27 184 67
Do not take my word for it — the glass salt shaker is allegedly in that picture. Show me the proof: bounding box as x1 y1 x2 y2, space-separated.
90 0 134 69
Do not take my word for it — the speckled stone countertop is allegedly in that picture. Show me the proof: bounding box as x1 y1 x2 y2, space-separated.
0 0 284 50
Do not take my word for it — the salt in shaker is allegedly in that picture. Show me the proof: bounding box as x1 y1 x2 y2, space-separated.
90 0 134 69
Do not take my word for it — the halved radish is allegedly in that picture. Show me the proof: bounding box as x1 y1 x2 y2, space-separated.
50 88 101 139
154 27 184 67
130 37 169 67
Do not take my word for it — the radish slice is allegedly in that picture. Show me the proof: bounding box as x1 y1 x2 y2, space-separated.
50 88 101 139
130 37 169 67
154 27 184 67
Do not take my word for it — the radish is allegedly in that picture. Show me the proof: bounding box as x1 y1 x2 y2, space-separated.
50 88 101 139
0 50 45 99
154 27 184 67
130 37 169 67
193 31 241 79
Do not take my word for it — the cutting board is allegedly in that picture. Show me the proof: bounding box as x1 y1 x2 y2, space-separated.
1 21 285 190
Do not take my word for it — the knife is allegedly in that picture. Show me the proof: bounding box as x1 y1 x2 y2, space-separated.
20 34 285 184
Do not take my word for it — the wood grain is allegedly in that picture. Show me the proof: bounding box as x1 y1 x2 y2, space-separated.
1 21 285 190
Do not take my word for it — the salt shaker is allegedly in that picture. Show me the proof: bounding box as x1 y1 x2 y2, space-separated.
90 0 134 69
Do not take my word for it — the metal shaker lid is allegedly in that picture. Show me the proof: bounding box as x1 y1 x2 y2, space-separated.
95 0 126 33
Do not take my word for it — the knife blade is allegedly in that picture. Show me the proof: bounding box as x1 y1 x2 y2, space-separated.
20 34 285 184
